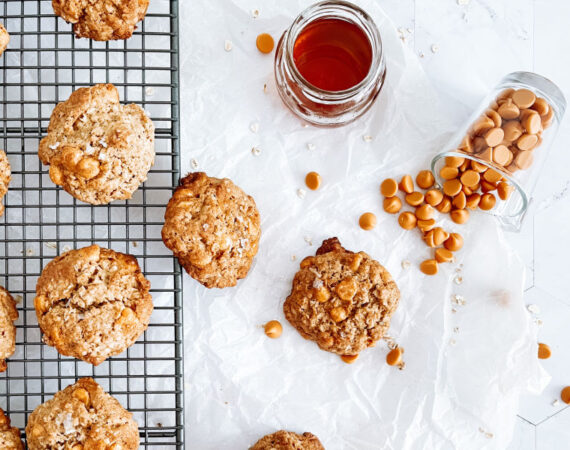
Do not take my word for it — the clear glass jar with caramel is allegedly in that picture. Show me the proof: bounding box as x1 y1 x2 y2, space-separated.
274 1 386 127
431 72 566 231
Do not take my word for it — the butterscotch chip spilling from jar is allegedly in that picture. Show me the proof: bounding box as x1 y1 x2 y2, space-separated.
398 211 416 230
450 209 469 224
479 193 496 211
399 174 414 194
305 171 322 190
386 347 404 366
425 189 443 206
416 170 435 189
359 212 377 230
405 191 424 207
381 178 398 197
264 320 283 339
537 342 551 359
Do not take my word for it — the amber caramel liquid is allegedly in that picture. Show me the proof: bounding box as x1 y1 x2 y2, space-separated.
293 18 373 92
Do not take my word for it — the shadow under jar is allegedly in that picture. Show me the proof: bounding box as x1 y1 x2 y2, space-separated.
431 72 566 231
274 0 386 127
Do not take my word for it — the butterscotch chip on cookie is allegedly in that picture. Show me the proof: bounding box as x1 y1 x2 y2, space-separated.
0 149 11 216
162 172 261 289
0 23 9 57
26 378 139 450
0 408 23 449
34 245 153 365
52 0 149 41
0 286 18 373
250 430 324 450
39 83 154 205
284 237 400 356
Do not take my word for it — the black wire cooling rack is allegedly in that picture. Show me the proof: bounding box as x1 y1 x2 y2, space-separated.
0 1 183 447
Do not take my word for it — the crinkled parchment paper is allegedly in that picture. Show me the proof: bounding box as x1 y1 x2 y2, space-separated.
179 1 548 448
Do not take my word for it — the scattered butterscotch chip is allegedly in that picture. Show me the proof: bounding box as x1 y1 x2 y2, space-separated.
470 160 488 173
425 189 443 207
444 233 463 251
432 227 449 246
443 179 462 197
415 204 434 221
497 182 514 200
452 191 467 210
479 193 496 211
416 170 435 189
435 248 454 263
380 178 398 197
256 33 275 54
483 168 502 183
420 259 438 275
435 196 452 213
560 386 570 404
264 320 283 338
466 193 481 209
341 354 358 364
399 174 414 194
386 347 404 366
359 212 377 230
383 197 402 214
460 170 480 188
398 211 417 230
537 343 551 359
445 156 465 168
305 171 321 190
439 166 459 180
450 208 469 224
417 218 436 233
480 180 497 192
405 191 424 207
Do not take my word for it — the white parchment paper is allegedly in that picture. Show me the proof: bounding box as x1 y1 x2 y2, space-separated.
179 1 548 448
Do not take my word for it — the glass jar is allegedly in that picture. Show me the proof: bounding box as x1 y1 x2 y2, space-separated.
431 72 566 231
274 0 386 127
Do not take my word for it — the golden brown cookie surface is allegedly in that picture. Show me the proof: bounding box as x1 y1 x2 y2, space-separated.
250 430 324 450
0 149 11 216
284 238 400 356
0 408 23 450
162 172 261 289
39 83 155 205
35 245 153 365
52 0 149 41
25 378 139 450
0 286 18 373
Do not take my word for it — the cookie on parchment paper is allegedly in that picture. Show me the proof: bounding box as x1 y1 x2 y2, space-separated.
25 377 139 450
38 83 154 205
52 0 150 41
0 149 10 216
284 237 400 357
0 23 9 57
34 245 153 366
162 172 261 289
0 286 18 373
250 430 325 450
0 408 23 450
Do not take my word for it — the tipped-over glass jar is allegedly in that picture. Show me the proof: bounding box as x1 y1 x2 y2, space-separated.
431 72 566 231
274 0 386 127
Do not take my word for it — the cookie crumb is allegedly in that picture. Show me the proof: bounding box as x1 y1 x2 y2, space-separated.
191 158 199 169
251 9 260 18
224 40 233 52
552 399 560 407
290 255 297 261
306 143 316 151
401 260 411 270
45 241 57 249
453 275 463 285
249 122 259 133
145 86 155 96
431 44 439 53
303 235 312 245
527 304 540 314
251 146 262 156
362 135 373 143
297 188 306 199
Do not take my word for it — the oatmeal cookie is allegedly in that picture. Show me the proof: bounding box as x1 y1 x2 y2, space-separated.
52 0 150 41
38 83 155 205
0 23 9 57
162 172 261 289
0 149 10 216
34 245 153 365
0 286 18 373
0 408 23 449
284 237 400 356
26 377 139 450
250 430 324 450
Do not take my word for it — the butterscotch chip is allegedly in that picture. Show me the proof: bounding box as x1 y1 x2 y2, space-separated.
486 109 502 127
380 178 398 197
38 84 155 204
420 259 438 275
417 219 436 233
398 212 417 230
264 320 283 339
439 166 459 180
341 354 358 364
416 170 435 189
435 196 452 214
423 230 436 248
460 170 480 188
483 168 503 183
502 120 524 142
0 287 18 373
561 386 570 405
531 97 550 116
480 180 497 192
386 347 404 366
452 191 467 210
466 193 481 210
399 174 414 194
537 343 551 359
542 107 554 128
459 159 470 172
52 0 149 41
405 191 424 207
383 197 402 214
415 204 434 221
471 116 494 136
498 182 514 200
283 238 400 356
0 408 23 449
26 378 139 450
433 227 449 246
425 189 443 206
162 172 261 288
498 100 520 120
484 127 504 147
521 110 542 134
444 233 463 251
517 133 539 151
512 88 536 109
497 88 515 101
479 193 496 211
515 150 534 170
435 248 454 263
35 245 152 365
459 136 473 153
462 184 473 196
359 212 377 230
472 136 488 153
443 179 462 197
450 209 469 224
445 156 465 168
493 145 512 166
470 160 488 173
305 171 322 190
477 147 493 163
251 430 324 450
0 150 10 217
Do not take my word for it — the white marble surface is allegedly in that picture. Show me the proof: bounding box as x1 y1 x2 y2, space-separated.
376 1 569 448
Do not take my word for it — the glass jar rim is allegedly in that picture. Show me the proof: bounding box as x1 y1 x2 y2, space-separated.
284 0 384 101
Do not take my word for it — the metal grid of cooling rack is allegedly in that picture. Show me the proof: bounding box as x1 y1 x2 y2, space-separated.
0 0 183 447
